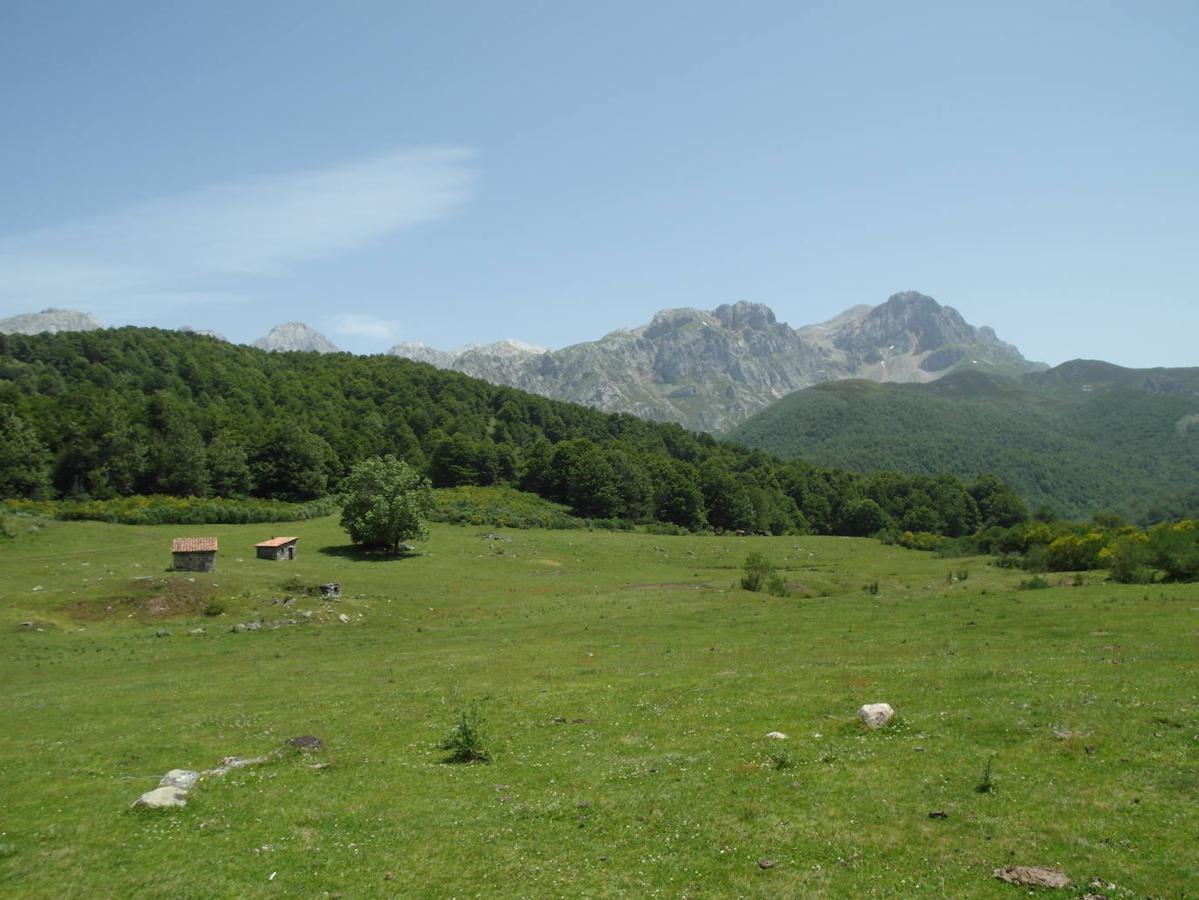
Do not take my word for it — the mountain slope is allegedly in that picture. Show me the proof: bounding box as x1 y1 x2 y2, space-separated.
390 292 1042 431
728 363 1199 520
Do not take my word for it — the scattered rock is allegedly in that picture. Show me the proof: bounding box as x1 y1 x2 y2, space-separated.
765 731 787 740
160 769 200 790
757 858 777 870
1052 728 1077 740
928 810 948 819
858 703 895 729
319 583 341 600
300 610 314 620
338 614 351 624
993 865 1071 889
204 752 278 777
285 735 324 752
230 621 262 633
131 786 188 810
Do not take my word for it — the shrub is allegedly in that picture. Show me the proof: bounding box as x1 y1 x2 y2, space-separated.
1104 533 1154 584
429 486 583 530
0 495 336 525
1147 523 1199 582
765 573 790 598
896 531 944 552
439 701 492 764
643 522 691 536
1018 575 1051 590
740 552 775 592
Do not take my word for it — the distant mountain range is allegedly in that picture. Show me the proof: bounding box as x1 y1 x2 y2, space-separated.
3 298 1194 520
390 292 1043 431
0 292 1042 431
0 309 340 354
728 361 1199 521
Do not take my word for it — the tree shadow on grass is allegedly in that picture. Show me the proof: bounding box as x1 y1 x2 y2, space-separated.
317 544 423 562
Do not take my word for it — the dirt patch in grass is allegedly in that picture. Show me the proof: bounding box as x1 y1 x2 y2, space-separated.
62 577 220 621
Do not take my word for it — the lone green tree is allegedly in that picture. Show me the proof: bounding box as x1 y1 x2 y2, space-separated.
339 455 433 553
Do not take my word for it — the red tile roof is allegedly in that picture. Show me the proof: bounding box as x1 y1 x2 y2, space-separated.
255 536 299 548
171 537 218 553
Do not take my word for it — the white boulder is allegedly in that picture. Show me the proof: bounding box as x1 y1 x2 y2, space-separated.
131 786 188 810
858 703 895 729
160 769 200 790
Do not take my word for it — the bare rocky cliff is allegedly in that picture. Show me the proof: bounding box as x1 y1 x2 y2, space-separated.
390 292 1042 432
0 307 103 335
252 322 339 354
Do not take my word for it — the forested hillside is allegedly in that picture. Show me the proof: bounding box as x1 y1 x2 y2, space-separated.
729 364 1199 522
0 328 1024 538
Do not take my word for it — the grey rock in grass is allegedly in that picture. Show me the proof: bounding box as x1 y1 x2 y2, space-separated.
858 703 895 729
285 735 323 752
993 866 1071 889
155 628 170 638
189 627 206 636
131 786 188 810
160 769 200 790
337 613 351 624
765 731 787 740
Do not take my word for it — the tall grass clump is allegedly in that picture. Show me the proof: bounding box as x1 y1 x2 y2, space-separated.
439 701 492 764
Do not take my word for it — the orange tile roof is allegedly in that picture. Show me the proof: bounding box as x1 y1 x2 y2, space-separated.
171 537 218 553
255 536 299 548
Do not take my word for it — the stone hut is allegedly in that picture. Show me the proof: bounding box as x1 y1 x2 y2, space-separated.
171 537 218 572
255 536 299 561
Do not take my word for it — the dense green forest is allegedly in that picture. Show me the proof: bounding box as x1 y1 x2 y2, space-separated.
729 363 1199 522
0 328 1028 538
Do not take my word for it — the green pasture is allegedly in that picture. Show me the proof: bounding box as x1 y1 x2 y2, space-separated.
0 515 1195 897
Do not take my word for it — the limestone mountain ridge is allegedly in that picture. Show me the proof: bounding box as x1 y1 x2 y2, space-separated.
391 292 1043 432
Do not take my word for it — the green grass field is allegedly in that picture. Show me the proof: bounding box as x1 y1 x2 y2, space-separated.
1 514 1196 897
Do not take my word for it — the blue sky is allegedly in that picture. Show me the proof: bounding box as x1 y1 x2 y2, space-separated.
1 1 1196 366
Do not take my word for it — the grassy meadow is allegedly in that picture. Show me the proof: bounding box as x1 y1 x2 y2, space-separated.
0 513 1196 897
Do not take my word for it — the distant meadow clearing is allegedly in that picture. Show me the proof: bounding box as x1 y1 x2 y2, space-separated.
1 514 1195 897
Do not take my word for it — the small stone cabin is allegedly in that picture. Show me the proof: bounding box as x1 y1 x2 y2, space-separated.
171 537 218 572
255 536 299 561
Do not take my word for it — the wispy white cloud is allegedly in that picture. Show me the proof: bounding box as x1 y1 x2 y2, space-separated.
0 147 474 314
329 313 403 340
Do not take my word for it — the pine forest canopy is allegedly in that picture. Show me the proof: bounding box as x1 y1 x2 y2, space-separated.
0 327 1029 538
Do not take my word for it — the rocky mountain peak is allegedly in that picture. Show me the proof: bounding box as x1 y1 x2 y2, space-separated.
0 307 103 335
711 301 778 332
836 291 977 355
252 322 339 354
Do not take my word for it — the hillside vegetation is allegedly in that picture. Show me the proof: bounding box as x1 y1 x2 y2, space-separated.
0 328 1021 540
729 363 1199 522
